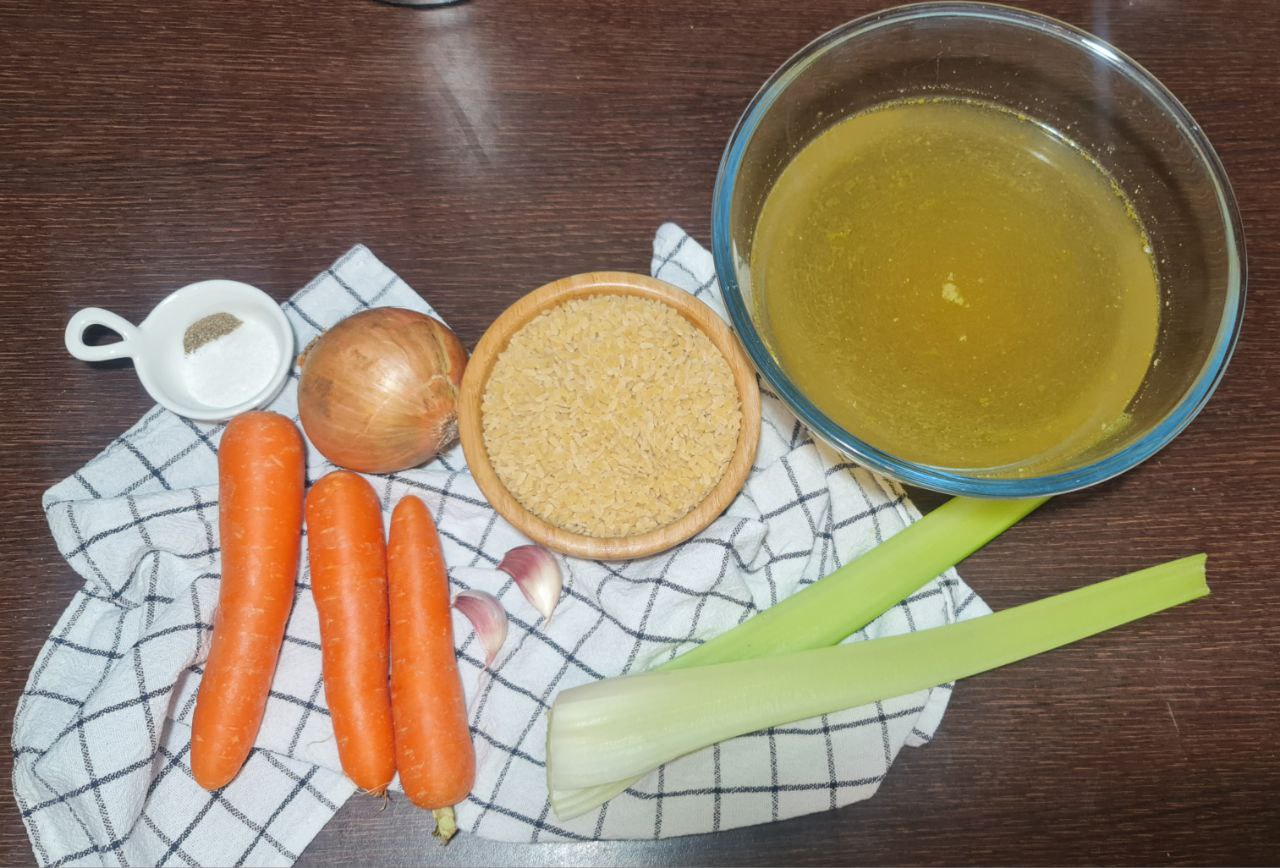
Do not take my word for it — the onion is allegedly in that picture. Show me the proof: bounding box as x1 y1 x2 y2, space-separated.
298 307 468 473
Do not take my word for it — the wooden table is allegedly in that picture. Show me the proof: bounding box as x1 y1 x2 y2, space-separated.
2 0 1277 864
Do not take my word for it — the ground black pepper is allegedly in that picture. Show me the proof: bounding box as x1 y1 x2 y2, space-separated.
183 313 243 354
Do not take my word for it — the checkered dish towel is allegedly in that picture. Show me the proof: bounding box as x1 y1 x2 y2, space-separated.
16 225 989 866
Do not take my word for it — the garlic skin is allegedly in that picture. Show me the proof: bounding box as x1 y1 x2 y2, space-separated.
453 590 508 667
497 545 562 622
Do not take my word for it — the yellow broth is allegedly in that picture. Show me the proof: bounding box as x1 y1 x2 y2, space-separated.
752 99 1159 473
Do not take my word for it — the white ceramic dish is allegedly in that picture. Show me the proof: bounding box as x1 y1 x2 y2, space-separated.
65 279 294 422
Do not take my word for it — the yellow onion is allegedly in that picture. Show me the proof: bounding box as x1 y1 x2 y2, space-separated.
298 307 467 473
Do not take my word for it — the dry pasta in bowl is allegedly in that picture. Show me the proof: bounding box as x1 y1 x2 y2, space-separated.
458 272 761 561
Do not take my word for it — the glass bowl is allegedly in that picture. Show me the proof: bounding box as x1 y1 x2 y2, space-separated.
712 2 1245 497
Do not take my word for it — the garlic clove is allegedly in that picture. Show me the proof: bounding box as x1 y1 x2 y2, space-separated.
453 590 508 667
498 544 562 622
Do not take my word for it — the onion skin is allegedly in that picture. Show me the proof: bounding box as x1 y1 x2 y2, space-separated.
298 308 468 473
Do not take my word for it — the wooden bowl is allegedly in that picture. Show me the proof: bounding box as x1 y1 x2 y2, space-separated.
458 272 761 561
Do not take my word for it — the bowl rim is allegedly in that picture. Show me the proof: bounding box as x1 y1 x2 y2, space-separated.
457 271 762 561
711 1 1247 497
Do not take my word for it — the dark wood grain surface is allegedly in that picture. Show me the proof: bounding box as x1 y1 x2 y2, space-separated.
2 0 1277 864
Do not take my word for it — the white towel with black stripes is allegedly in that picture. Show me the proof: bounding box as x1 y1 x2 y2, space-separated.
14 225 989 866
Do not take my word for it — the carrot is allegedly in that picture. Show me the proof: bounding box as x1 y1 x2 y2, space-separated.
387 495 475 839
192 411 305 790
305 470 396 794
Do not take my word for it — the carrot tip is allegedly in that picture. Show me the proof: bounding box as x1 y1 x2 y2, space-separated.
432 806 458 844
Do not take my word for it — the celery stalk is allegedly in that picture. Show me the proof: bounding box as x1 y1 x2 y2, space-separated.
664 496 1048 670
550 495 1047 818
548 554 1207 794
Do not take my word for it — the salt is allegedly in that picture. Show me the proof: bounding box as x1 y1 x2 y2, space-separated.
182 317 280 409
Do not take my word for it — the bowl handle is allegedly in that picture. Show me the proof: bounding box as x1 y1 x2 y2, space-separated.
65 307 140 362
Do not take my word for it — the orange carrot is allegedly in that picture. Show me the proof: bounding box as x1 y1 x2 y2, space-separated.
192 411 305 790
387 495 475 835
305 470 396 794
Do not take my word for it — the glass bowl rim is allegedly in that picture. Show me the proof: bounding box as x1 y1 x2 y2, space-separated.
711 0 1247 497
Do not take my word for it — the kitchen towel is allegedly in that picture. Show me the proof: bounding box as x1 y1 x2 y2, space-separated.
15 226 989 866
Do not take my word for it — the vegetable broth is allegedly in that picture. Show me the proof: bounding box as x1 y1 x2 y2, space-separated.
752 99 1159 472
